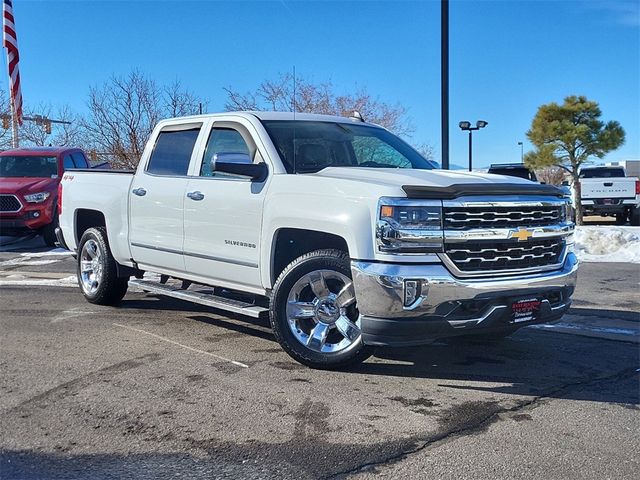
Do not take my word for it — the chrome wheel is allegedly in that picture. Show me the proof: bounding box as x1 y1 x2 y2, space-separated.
286 269 362 353
80 239 103 295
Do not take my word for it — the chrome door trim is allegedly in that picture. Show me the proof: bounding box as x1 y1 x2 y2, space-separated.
183 250 258 268
131 242 258 268
131 242 183 256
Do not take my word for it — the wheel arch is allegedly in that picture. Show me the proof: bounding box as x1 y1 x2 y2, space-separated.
268 228 350 287
74 209 106 245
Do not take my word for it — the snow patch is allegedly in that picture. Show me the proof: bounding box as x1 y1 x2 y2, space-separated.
574 226 640 263
0 275 77 287
0 258 61 267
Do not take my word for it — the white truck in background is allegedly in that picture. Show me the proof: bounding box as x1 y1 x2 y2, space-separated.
56 111 578 369
579 166 640 225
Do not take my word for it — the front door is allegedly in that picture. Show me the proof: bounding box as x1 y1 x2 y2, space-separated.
183 121 267 292
129 123 203 273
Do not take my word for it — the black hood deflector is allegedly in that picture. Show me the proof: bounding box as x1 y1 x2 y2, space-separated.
402 183 564 199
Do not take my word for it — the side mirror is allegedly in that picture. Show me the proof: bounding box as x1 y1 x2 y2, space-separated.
211 152 268 182
561 180 569 186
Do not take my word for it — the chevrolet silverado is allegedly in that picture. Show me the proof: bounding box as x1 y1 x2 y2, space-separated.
57 112 578 369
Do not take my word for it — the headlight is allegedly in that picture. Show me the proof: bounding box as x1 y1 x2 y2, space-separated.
376 198 443 254
23 192 51 203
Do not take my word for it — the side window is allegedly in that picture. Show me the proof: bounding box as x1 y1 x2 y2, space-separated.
147 128 201 176
71 152 88 168
200 128 251 177
62 154 76 170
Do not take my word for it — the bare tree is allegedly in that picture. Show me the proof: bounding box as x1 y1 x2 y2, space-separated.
0 94 13 149
415 143 436 162
84 71 207 169
224 73 415 137
18 103 87 148
535 166 567 185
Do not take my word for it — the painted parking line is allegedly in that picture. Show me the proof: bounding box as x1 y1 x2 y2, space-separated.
112 323 249 368
531 322 639 339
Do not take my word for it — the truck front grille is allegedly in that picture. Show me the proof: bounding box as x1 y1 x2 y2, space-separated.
443 205 562 230
444 238 565 273
0 194 22 212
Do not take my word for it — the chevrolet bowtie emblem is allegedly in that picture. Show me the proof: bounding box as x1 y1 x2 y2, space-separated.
510 227 534 242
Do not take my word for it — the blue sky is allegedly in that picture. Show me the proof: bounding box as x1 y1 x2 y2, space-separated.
6 0 640 168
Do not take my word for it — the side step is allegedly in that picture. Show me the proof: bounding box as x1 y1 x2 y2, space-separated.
128 279 269 318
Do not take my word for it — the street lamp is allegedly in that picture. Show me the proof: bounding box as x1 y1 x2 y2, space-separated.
459 120 488 171
517 141 524 162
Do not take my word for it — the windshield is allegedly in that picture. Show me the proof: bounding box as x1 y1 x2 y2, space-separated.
580 168 625 178
0 155 58 177
261 121 434 173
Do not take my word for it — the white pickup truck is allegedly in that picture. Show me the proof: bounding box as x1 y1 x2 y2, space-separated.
57 112 578 369
579 166 640 225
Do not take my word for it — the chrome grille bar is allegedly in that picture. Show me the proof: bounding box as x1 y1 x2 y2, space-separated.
439 196 572 277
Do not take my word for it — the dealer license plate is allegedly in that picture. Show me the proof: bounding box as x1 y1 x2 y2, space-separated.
511 298 542 323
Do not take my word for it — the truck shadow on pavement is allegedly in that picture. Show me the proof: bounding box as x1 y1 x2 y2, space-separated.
116 295 639 406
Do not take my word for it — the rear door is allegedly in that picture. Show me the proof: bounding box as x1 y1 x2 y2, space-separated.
182 117 268 291
129 122 205 273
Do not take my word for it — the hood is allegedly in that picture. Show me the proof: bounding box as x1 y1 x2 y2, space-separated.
311 167 534 189
0 177 59 196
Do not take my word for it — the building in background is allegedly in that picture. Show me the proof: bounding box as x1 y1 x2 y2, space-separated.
607 160 640 177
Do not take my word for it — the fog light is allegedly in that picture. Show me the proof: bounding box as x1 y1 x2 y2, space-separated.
404 280 421 306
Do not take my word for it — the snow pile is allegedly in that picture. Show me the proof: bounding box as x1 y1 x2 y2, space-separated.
574 226 640 263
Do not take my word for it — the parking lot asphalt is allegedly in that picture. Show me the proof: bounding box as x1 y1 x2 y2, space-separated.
0 243 638 480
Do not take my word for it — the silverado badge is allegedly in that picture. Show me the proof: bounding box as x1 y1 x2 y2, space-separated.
509 227 534 242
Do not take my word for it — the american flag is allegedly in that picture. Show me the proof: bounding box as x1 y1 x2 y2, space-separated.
3 0 22 125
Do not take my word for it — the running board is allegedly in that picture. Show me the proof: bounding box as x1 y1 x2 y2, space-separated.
129 279 268 318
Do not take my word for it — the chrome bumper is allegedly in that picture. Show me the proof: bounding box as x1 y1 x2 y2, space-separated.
351 252 578 346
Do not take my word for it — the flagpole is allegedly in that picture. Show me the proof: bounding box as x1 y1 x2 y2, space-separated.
9 90 17 147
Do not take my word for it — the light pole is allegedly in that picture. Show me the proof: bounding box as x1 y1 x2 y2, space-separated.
518 141 524 162
459 120 488 171
441 0 449 169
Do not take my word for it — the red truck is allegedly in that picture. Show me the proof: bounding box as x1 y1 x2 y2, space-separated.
0 147 104 246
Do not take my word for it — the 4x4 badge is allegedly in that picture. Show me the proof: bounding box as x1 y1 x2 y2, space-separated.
509 227 534 242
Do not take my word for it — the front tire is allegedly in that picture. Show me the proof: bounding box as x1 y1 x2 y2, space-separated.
269 249 373 369
42 214 59 247
77 227 128 305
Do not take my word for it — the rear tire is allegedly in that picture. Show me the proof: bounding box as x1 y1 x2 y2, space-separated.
77 227 128 305
269 249 374 369
631 207 640 227
615 212 627 225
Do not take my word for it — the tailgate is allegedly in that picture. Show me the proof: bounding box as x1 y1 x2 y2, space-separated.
581 179 635 199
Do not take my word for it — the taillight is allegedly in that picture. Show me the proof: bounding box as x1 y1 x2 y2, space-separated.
57 183 63 215
636 180 640 195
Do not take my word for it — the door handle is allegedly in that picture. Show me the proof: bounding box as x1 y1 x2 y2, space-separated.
187 191 205 201
132 187 147 197
604 182 613 187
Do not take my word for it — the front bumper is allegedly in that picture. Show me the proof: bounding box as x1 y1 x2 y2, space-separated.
0 199 56 234
351 252 578 346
